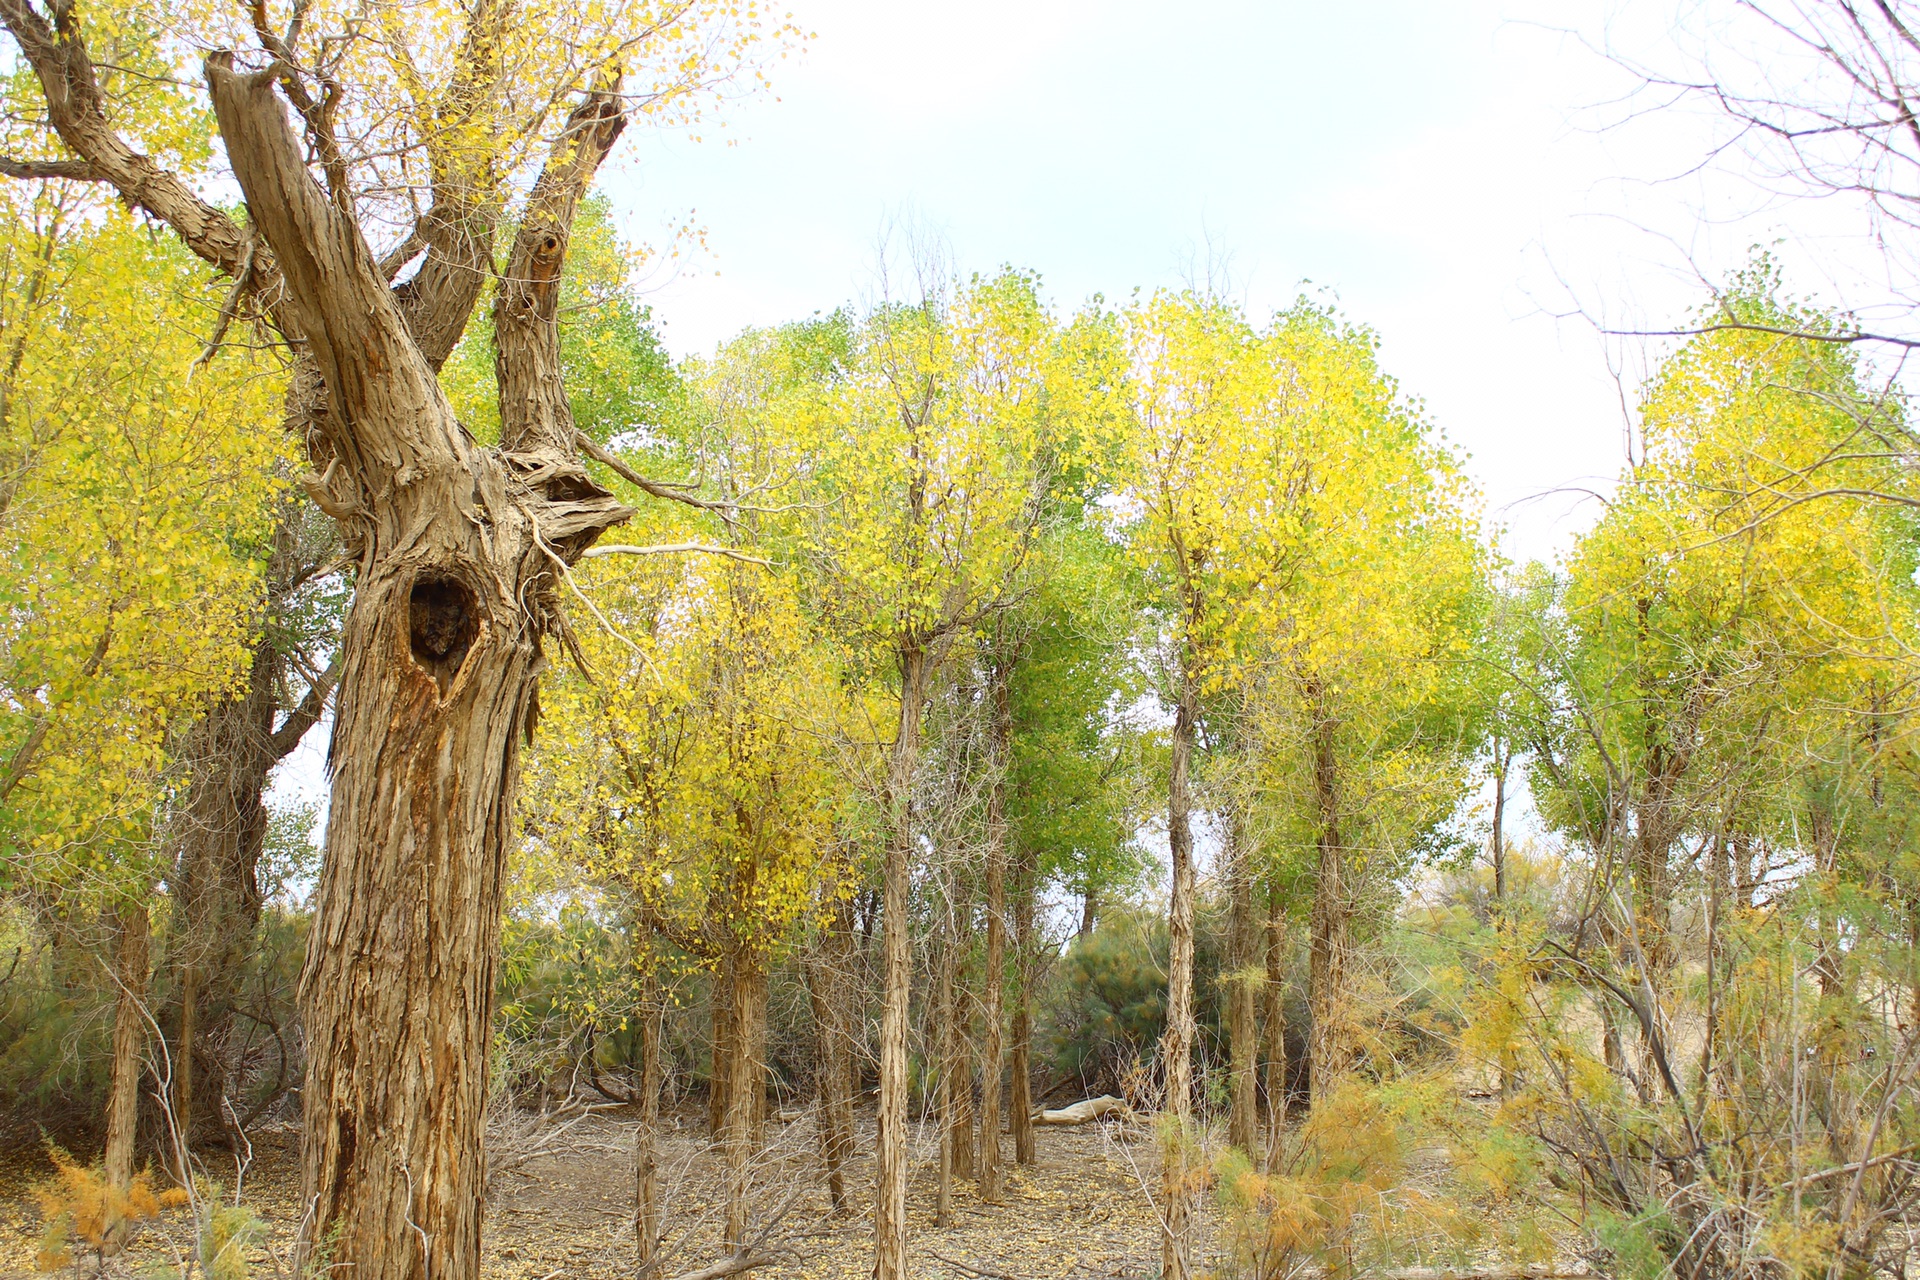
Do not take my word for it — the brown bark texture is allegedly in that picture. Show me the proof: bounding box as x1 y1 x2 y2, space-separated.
806 896 854 1213
1159 681 1198 1280
935 921 955 1228
636 977 663 1271
196 61 633 1280
875 641 928 1280
1262 880 1288 1169
1307 707 1350 1105
169 529 338 1142
1010 852 1036 1168
978 672 1010 1202
1226 817 1259 1155
723 955 764 1251
104 899 150 1194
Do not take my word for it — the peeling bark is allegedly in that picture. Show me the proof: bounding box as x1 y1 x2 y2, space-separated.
1307 703 1350 1105
875 640 928 1280
104 899 149 1195
978 671 1010 1203
1159 674 1197 1280
1226 816 1258 1155
199 61 633 1280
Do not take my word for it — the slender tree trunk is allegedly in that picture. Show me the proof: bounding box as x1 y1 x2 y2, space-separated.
1078 888 1097 942
978 675 1009 1203
749 964 769 1148
1262 879 1287 1170
635 971 662 1272
1307 705 1350 1106
203 67 636 1280
1160 676 1198 1280
935 916 955 1228
875 639 929 1280
723 953 762 1252
104 899 150 1195
1226 817 1258 1155
710 969 734 1139
947 941 974 1184
1490 745 1508 910
169 588 336 1145
1010 850 1036 1168
807 897 853 1213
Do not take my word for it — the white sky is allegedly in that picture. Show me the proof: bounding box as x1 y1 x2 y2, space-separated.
592 0 1864 567
275 0 1913 841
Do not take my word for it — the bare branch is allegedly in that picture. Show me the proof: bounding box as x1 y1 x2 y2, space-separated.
582 542 771 566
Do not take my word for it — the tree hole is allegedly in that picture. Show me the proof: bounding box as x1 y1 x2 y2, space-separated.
408 574 479 695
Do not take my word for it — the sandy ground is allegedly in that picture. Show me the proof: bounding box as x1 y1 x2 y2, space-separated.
0 1107 1177 1279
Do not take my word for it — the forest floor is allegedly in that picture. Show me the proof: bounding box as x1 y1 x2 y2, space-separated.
0 1100 1582 1278
0 1104 1177 1279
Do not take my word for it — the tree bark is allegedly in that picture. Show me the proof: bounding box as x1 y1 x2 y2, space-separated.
201 63 634 1280
636 971 663 1271
1490 744 1508 910
169 550 338 1144
978 674 1009 1203
875 639 929 1280
710 967 735 1139
104 898 149 1194
1226 817 1258 1155
1010 849 1036 1168
1262 878 1287 1169
723 952 763 1252
1159 675 1198 1280
947 935 974 1184
806 895 854 1213
1307 704 1350 1107
935 916 955 1228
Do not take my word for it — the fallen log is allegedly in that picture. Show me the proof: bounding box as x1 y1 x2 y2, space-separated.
1030 1095 1133 1126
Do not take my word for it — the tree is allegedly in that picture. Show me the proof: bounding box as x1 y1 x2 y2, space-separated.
0 201 285 1203
797 266 1064 1278
0 2 792 1272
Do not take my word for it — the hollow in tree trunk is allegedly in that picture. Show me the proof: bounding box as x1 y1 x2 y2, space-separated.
201 64 636 1280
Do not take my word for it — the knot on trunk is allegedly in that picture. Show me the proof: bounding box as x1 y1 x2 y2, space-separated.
408 574 479 695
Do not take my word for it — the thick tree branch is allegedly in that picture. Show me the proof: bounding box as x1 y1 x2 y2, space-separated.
0 155 97 180
204 53 462 496
269 655 341 760
495 79 627 456
387 0 509 371
0 0 266 287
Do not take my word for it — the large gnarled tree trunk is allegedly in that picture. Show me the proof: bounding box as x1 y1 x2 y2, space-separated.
204 63 632 1280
